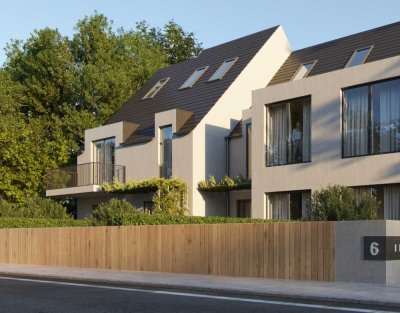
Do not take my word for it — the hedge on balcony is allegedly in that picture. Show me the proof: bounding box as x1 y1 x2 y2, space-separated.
102 177 188 215
198 175 251 192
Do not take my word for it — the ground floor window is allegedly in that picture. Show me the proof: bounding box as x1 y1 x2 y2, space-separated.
353 184 400 220
237 199 251 218
266 190 310 220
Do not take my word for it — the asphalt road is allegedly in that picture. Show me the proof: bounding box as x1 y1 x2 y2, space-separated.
0 276 398 313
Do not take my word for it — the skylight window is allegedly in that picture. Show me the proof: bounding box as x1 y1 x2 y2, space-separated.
142 77 170 99
208 57 238 81
345 47 373 68
180 66 209 89
292 61 317 80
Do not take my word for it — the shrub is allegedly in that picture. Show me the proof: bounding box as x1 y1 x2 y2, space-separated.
20 197 72 219
0 197 71 219
90 198 140 226
307 185 378 221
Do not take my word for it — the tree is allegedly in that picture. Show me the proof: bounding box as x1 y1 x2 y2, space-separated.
4 28 75 117
71 13 167 124
0 12 202 202
135 20 202 64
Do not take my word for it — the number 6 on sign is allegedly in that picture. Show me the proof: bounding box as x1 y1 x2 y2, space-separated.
370 242 379 256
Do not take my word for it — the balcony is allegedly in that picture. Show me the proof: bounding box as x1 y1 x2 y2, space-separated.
46 162 125 197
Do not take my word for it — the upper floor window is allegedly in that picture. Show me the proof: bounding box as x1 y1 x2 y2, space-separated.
208 57 238 81
160 125 173 178
343 78 400 157
292 61 317 80
345 47 372 68
142 77 170 99
266 97 311 166
180 66 208 89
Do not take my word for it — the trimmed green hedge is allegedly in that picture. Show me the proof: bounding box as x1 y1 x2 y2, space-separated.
88 214 287 226
0 218 89 228
0 215 287 228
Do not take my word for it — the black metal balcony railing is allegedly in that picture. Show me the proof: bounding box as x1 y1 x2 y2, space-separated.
46 162 125 190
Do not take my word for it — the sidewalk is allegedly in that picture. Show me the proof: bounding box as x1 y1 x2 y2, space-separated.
0 264 399 308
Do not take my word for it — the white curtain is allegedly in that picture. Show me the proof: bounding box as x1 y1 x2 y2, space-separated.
384 185 400 220
343 87 369 157
302 101 311 162
268 103 289 165
376 80 400 153
268 193 290 220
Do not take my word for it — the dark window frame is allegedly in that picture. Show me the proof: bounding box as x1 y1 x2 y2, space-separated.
160 125 173 178
265 95 312 167
341 76 400 158
265 189 311 221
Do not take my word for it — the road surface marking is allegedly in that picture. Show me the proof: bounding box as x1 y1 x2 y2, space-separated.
0 276 395 313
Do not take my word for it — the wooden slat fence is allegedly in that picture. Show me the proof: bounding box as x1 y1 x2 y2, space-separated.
0 222 335 281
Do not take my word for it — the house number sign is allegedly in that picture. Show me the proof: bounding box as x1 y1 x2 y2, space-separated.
364 236 400 260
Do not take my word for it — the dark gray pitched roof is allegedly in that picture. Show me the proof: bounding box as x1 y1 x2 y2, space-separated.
269 21 400 86
106 26 279 145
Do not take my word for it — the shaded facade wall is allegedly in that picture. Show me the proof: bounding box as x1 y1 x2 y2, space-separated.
252 55 400 218
227 109 252 217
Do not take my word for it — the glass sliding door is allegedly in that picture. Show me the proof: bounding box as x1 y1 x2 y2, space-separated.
266 97 311 166
343 78 400 157
160 125 173 178
93 138 115 184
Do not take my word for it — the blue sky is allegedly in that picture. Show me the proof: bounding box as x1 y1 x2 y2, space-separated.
0 0 399 64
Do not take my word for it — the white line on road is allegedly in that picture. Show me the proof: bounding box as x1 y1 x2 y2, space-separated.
0 276 395 313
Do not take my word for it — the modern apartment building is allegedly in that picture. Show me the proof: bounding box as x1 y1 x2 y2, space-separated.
46 21 400 220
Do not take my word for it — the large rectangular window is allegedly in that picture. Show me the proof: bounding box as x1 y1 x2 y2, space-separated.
160 125 173 178
267 190 310 220
266 97 311 166
353 184 400 220
343 78 400 157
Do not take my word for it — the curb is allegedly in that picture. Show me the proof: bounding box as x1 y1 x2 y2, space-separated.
0 271 399 309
